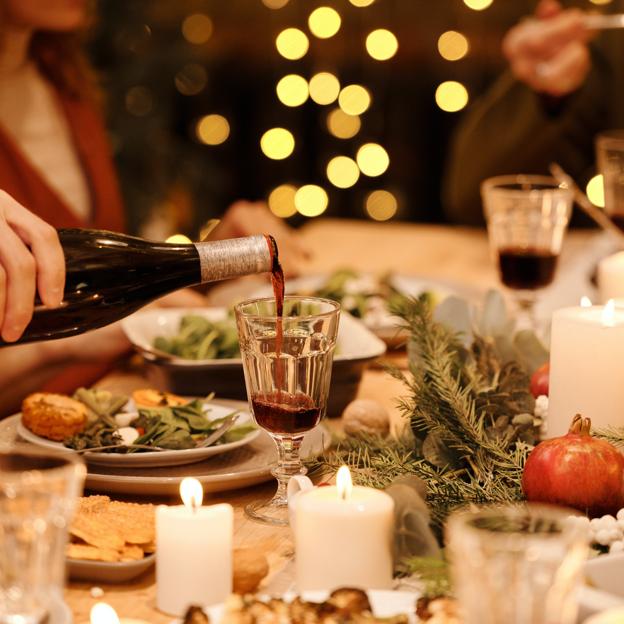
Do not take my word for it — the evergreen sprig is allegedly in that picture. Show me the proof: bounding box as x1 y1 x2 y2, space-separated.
311 296 537 527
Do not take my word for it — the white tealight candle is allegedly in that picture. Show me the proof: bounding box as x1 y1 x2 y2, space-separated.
599 251 624 303
156 478 233 615
549 302 624 437
295 466 394 592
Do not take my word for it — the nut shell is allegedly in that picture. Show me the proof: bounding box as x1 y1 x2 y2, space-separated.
232 547 269 594
342 399 390 436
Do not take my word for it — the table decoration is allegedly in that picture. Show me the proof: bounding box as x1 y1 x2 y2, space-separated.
549 301 624 437
156 477 233 615
598 251 624 302
294 465 394 591
89 601 149 624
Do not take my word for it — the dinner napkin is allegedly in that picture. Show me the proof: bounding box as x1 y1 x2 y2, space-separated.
385 475 441 562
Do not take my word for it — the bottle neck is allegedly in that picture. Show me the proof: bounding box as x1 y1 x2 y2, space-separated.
193 235 273 283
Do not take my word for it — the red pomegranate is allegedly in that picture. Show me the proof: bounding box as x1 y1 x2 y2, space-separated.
522 415 624 517
530 362 550 398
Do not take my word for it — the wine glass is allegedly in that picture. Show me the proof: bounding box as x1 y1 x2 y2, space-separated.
446 504 589 624
597 130 624 230
0 447 85 624
235 296 340 526
481 175 573 328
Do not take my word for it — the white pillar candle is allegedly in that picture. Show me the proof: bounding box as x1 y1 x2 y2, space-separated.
156 478 233 615
549 302 624 438
295 466 394 592
598 251 624 302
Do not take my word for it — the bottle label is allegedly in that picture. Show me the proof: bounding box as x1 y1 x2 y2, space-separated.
194 235 272 283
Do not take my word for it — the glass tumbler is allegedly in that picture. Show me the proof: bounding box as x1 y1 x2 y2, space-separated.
0 447 85 624
597 130 624 230
446 504 589 624
481 175 572 327
235 296 340 526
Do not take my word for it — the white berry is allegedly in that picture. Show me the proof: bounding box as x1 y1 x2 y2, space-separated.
617 509 624 522
590 518 603 530
595 529 613 546
534 395 549 419
610 541 624 554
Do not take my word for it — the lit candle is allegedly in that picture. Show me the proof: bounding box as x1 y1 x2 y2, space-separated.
294 466 394 591
548 301 624 437
599 251 624 303
156 478 233 615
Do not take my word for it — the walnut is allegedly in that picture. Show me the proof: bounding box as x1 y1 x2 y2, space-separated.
232 548 269 594
342 399 390 437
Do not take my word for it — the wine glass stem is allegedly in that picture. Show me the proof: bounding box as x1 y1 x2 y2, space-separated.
513 291 538 331
271 435 306 505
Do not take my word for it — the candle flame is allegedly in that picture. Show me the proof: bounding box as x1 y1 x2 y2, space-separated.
602 299 616 327
180 477 203 510
580 296 592 308
90 603 120 624
336 465 353 501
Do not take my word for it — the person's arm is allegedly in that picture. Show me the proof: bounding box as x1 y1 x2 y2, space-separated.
443 1 607 225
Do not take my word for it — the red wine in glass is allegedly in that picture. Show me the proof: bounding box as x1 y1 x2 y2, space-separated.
252 392 321 435
498 246 558 290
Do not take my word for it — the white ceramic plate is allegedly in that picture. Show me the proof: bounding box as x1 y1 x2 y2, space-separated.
121 307 386 366
17 401 259 468
68 553 155 583
196 590 418 624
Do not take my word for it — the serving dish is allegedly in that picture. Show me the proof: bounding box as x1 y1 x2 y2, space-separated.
67 553 155 583
16 400 259 468
122 308 386 416
578 553 624 621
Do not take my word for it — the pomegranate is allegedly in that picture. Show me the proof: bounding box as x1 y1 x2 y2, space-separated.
522 415 624 517
530 362 550 398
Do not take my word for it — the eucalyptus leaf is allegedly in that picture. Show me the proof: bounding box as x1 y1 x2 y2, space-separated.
433 296 472 345
513 329 549 374
477 290 510 337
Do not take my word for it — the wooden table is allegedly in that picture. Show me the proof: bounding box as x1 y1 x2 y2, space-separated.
64 219 597 622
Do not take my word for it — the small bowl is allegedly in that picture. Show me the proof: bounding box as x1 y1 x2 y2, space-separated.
122 308 386 417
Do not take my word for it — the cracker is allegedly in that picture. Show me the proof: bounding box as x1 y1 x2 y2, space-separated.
67 543 120 563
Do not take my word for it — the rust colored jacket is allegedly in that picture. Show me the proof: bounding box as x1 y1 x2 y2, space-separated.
0 90 128 393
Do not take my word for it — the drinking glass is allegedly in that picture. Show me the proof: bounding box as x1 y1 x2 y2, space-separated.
235 296 340 526
446 504 589 624
0 447 85 624
597 130 624 229
482 175 573 327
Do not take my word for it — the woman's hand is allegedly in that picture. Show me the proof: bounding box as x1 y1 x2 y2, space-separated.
211 201 311 278
502 0 592 97
0 190 64 342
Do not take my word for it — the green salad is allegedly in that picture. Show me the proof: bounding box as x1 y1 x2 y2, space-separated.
154 315 240 360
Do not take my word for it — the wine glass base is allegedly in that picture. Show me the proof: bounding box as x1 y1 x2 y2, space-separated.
245 497 290 526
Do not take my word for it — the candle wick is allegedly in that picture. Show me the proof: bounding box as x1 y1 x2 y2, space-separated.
340 490 347 502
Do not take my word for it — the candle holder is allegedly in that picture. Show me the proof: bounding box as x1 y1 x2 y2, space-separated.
235 296 340 526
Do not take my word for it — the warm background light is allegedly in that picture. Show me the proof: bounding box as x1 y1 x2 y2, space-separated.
586 174 605 208
262 0 289 7
326 156 360 189
295 185 329 217
181 13 213 45
166 233 193 244
175 64 208 95
268 184 298 218
435 81 469 112
463 0 493 9
349 0 375 6
589 0 612 4
437 31 469 61
308 7 342 39
356 143 389 177
196 114 230 145
276 28 309 60
260 128 295 159
125 86 152 116
276 74 309 107
365 29 399 61
309 72 341 105
338 84 371 116
326 108 361 139
365 190 398 221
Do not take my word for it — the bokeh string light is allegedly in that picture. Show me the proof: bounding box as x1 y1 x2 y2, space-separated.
326 156 360 189
437 31 469 61
365 29 399 61
309 72 341 105
365 190 398 221
268 184 298 217
356 143 390 177
196 114 230 145
308 7 342 39
181 14 213 45
262 0 289 8
435 80 469 112
463 0 493 10
295 185 329 217
586 175 605 208
276 74 309 107
260 128 295 159
349 0 375 6
326 108 361 139
338 84 371 116
275 28 309 60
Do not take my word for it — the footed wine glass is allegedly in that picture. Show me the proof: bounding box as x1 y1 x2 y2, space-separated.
235 296 340 526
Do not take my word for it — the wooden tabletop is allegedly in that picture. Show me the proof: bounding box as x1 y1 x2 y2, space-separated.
64 219 599 622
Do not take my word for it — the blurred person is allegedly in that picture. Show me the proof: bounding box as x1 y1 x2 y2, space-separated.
0 0 306 411
443 0 624 225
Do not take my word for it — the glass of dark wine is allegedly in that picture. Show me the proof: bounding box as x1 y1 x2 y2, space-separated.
597 130 624 230
235 296 340 526
481 175 573 327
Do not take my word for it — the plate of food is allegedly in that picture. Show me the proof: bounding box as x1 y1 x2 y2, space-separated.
122 308 386 416
16 387 259 468
247 269 479 344
67 495 156 582
183 588 419 624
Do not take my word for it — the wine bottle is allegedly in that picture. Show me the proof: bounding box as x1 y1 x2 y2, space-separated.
0 228 276 346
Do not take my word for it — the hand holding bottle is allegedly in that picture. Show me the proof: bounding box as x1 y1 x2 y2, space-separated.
502 0 592 97
0 191 65 342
